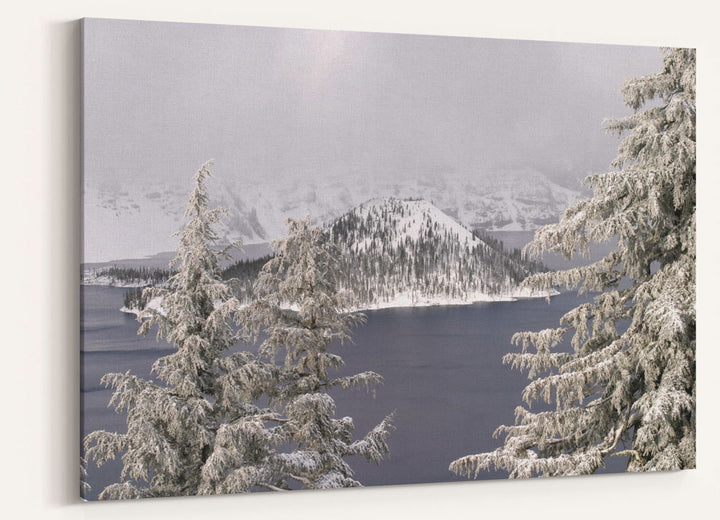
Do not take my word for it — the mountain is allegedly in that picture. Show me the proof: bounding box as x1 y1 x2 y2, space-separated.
83 169 581 263
329 198 546 308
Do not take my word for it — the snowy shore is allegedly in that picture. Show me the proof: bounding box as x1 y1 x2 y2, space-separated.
354 287 555 311
119 296 163 316
118 287 555 317
82 268 156 288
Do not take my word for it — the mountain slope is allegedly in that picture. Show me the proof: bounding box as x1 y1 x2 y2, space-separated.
83 170 581 263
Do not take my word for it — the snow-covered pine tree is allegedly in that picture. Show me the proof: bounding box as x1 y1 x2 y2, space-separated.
244 217 394 489
450 48 696 478
84 161 285 498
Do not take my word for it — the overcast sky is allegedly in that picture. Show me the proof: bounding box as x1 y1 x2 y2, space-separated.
83 18 662 190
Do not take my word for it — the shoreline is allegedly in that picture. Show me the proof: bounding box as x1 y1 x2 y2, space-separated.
108 286 557 316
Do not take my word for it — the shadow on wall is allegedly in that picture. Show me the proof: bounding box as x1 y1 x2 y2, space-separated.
46 19 82 506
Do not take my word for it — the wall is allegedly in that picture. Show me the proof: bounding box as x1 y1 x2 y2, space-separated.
1 1 718 518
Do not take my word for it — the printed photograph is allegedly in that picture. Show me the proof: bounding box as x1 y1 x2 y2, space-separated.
80 18 696 500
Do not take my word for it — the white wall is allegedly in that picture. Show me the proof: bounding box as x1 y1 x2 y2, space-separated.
1 1 718 519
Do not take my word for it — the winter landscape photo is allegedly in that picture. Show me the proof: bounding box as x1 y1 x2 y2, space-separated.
80 18 696 500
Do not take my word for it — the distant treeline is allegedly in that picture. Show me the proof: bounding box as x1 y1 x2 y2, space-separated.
121 254 274 310
98 265 174 285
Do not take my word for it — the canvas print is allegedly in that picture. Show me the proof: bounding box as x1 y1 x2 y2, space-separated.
80 18 696 500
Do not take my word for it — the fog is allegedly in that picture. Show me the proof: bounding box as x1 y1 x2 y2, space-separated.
83 18 662 191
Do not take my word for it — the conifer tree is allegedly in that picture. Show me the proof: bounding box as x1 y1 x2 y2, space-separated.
83 161 284 498
245 217 394 489
451 48 696 478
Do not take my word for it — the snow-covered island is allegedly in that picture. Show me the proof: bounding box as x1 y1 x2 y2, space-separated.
107 197 553 316
329 198 550 309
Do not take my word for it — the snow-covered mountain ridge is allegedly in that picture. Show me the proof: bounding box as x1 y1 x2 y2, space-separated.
84 169 580 263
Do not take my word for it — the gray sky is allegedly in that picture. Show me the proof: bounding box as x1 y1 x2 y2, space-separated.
83 18 662 189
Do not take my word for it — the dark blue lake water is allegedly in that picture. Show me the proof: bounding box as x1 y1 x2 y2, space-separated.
81 282 624 499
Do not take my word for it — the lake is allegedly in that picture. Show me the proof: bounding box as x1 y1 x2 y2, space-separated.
81 282 627 499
